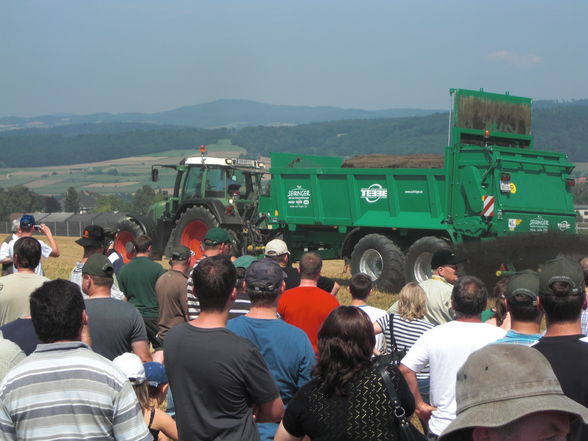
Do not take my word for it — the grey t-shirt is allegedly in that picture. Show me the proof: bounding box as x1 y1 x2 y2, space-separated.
165 323 280 441
84 298 148 360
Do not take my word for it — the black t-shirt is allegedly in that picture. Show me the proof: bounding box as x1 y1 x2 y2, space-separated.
84 298 148 360
164 323 280 441
283 364 415 441
0 318 40 355
283 266 335 293
534 334 588 407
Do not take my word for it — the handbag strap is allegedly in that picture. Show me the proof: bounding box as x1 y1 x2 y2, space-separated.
376 362 410 425
389 313 400 353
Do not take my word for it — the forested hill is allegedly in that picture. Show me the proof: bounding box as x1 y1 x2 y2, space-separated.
0 101 587 168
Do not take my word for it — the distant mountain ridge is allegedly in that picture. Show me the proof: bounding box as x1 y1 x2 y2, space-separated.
1 98 587 169
0 99 442 132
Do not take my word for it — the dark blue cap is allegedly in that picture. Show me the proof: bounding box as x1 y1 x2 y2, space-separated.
20 214 35 228
143 362 168 387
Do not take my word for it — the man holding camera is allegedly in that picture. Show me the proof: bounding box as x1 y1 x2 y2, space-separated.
0 214 59 276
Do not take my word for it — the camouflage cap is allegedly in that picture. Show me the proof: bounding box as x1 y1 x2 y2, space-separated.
170 244 193 261
539 257 586 297
82 254 114 278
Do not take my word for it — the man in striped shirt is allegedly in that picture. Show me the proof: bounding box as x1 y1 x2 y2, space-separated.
0 279 151 441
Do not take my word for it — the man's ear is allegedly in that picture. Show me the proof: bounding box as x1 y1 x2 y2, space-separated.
82 310 89 326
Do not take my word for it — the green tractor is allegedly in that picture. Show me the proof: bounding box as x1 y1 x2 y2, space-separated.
114 148 272 264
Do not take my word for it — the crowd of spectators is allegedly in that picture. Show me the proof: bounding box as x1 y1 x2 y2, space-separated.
1 214 588 441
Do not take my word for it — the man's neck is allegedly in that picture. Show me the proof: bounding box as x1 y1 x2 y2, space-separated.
299 277 318 287
189 310 229 329
135 253 150 258
350 299 367 307
510 320 541 335
455 316 482 323
87 287 111 299
544 319 582 337
171 264 188 274
246 305 278 319
16 267 35 275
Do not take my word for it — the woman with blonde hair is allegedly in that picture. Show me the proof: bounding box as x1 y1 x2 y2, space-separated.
374 282 434 401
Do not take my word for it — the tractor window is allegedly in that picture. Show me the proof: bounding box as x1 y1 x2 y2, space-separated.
183 167 204 199
205 168 227 198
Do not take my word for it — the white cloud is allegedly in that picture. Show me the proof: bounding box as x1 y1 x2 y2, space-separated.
487 50 542 67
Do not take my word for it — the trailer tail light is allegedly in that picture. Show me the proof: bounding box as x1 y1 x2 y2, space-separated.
500 173 511 193
567 178 576 188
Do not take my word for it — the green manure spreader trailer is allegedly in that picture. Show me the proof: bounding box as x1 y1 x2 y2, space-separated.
258 88 579 292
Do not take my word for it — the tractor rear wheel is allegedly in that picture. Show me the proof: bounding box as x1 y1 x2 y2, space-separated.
114 218 145 263
167 206 219 265
350 234 405 293
405 236 452 283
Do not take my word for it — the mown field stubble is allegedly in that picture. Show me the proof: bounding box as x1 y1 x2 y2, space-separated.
43 236 399 311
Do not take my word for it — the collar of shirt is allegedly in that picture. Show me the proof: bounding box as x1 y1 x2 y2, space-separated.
431 275 452 286
35 341 90 353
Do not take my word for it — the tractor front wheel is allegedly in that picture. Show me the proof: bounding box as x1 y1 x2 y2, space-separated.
167 206 219 265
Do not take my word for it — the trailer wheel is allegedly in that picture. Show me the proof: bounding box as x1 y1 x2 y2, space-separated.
167 206 219 264
351 234 405 293
115 218 145 263
405 236 451 283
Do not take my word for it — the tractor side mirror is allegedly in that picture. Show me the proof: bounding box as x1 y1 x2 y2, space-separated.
151 168 159 182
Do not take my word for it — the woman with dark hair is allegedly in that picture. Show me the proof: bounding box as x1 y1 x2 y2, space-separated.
275 306 415 441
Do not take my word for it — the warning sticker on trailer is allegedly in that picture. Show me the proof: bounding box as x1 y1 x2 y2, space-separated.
508 218 522 231
287 185 310 208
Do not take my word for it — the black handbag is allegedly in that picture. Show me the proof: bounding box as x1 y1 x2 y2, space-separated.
376 361 427 441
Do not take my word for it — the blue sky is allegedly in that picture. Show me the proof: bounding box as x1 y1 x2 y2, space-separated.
1 0 587 116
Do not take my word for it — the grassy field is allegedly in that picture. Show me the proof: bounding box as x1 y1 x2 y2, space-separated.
44 236 399 311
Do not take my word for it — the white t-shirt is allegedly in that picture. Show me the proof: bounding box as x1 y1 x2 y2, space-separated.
0 237 52 276
401 321 506 436
355 304 388 353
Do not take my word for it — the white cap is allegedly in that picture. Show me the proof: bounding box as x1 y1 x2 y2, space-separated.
113 353 146 385
265 239 290 257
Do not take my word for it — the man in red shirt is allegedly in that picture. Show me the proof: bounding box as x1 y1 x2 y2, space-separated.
278 252 339 354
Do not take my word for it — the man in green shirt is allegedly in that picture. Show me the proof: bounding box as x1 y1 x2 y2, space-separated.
118 235 165 362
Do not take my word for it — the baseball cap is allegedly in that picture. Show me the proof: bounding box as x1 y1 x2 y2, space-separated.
75 225 107 248
439 345 588 441
82 254 114 278
20 214 35 229
143 362 168 388
245 259 285 292
170 244 193 261
431 249 464 269
113 353 146 386
539 257 585 296
264 239 290 257
506 270 539 304
203 228 232 246
234 255 258 269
